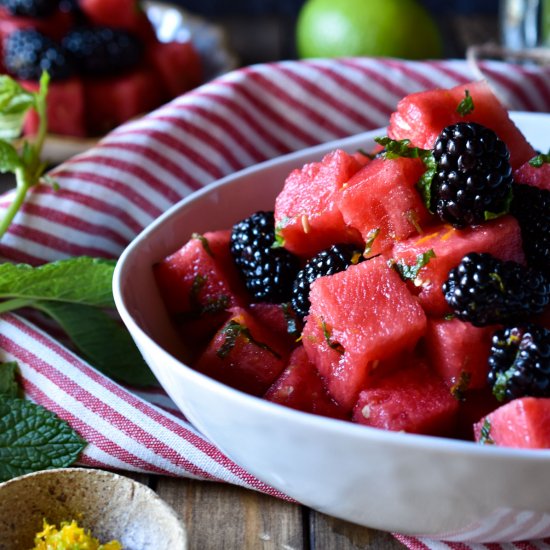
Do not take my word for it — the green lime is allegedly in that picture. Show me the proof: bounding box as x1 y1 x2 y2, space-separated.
295 0 443 60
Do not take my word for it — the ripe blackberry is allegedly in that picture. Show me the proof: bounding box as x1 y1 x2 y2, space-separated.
3 29 73 81
488 324 550 402
291 243 363 319
510 182 550 276
0 0 58 17
230 211 299 303
443 252 550 327
62 26 143 76
430 122 513 228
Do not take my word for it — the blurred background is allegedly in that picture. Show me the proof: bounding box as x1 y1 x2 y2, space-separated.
169 0 500 65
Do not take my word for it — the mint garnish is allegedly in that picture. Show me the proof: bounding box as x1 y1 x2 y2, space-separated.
528 152 550 168
0 362 21 398
192 232 214 257
216 319 281 359
456 89 474 116
0 397 86 482
388 249 435 282
478 418 495 445
321 319 344 355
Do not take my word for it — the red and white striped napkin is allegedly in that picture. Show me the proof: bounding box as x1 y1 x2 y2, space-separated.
2 57 550 547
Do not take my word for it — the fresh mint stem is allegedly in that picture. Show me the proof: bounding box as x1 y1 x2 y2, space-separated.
0 297 35 314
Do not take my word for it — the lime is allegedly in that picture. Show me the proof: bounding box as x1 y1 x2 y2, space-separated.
295 0 443 60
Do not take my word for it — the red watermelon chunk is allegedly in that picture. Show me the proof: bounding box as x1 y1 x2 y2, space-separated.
194 306 289 396
352 356 459 436
153 230 247 346
338 155 432 255
148 40 203 99
274 149 367 258
264 346 348 419
514 159 550 192
391 215 525 316
388 80 535 170
248 302 300 350
22 78 86 137
474 397 550 448
84 68 164 136
456 387 500 441
302 256 427 409
425 318 496 391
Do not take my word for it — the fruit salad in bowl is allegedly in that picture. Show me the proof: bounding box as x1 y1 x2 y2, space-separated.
114 80 550 541
0 0 236 161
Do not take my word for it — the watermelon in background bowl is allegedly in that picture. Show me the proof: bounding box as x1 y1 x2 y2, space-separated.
113 112 550 543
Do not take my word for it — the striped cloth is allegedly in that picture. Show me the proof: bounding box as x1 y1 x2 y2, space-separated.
2 58 550 546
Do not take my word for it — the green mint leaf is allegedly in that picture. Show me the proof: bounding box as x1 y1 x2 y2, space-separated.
191 232 214 257
450 371 471 401
273 217 291 248
216 319 281 359
0 257 117 312
375 137 424 159
0 141 21 174
33 301 157 387
456 89 474 116
363 228 380 256
529 152 550 168
0 362 21 398
0 76 36 140
389 249 436 282
416 151 437 212
478 418 495 445
483 186 513 222
321 319 344 355
0 397 86 482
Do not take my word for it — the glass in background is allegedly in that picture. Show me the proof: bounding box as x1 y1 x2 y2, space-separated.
500 0 550 49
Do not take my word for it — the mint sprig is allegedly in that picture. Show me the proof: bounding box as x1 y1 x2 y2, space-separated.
0 72 52 239
0 361 86 481
388 249 435 282
456 89 474 116
529 152 550 168
0 257 156 386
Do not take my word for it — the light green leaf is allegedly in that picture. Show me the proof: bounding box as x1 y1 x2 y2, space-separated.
0 362 21 398
0 397 86 482
0 257 117 311
0 141 21 174
34 301 157 387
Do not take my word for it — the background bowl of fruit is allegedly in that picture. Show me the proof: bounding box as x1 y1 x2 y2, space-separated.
114 80 550 542
0 0 237 162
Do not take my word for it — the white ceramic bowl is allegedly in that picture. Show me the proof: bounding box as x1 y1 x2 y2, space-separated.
113 112 550 543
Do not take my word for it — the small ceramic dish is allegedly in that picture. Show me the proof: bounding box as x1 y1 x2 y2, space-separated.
0 468 187 550
113 112 550 543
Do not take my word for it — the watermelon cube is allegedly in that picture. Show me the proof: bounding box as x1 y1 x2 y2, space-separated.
84 68 164 135
274 149 367 258
425 317 496 391
351 356 459 436
388 80 535 170
338 155 432 254
22 78 86 137
302 256 427 409
264 346 347 419
391 215 525 316
153 230 247 346
514 159 550 192
194 307 289 396
248 302 301 350
148 40 203 98
474 397 550 448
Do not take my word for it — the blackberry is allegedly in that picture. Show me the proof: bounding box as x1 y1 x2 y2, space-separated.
0 0 58 17
488 324 550 402
62 26 143 76
430 122 513 228
291 243 363 319
510 182 550 276
230 211 299 303
443 252 550 327
3 29 73 81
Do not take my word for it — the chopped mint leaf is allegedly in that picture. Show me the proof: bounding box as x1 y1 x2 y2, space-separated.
0 397 86 481
0 362 21 398
0 257 116 312
456 89 474 116
450 371 471 401
483 186 513 222
416 151 437 212
192 232 214 257
478 418 495 445
389 249 435 282
529 153 550 168
273 217 290 248
364 228 380 256
216 320 281 359
375 137 423 159
492 365 515 402
321 319 344 355
33 301 157 387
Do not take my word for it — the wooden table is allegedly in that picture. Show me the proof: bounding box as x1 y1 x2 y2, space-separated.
125 13 501 549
